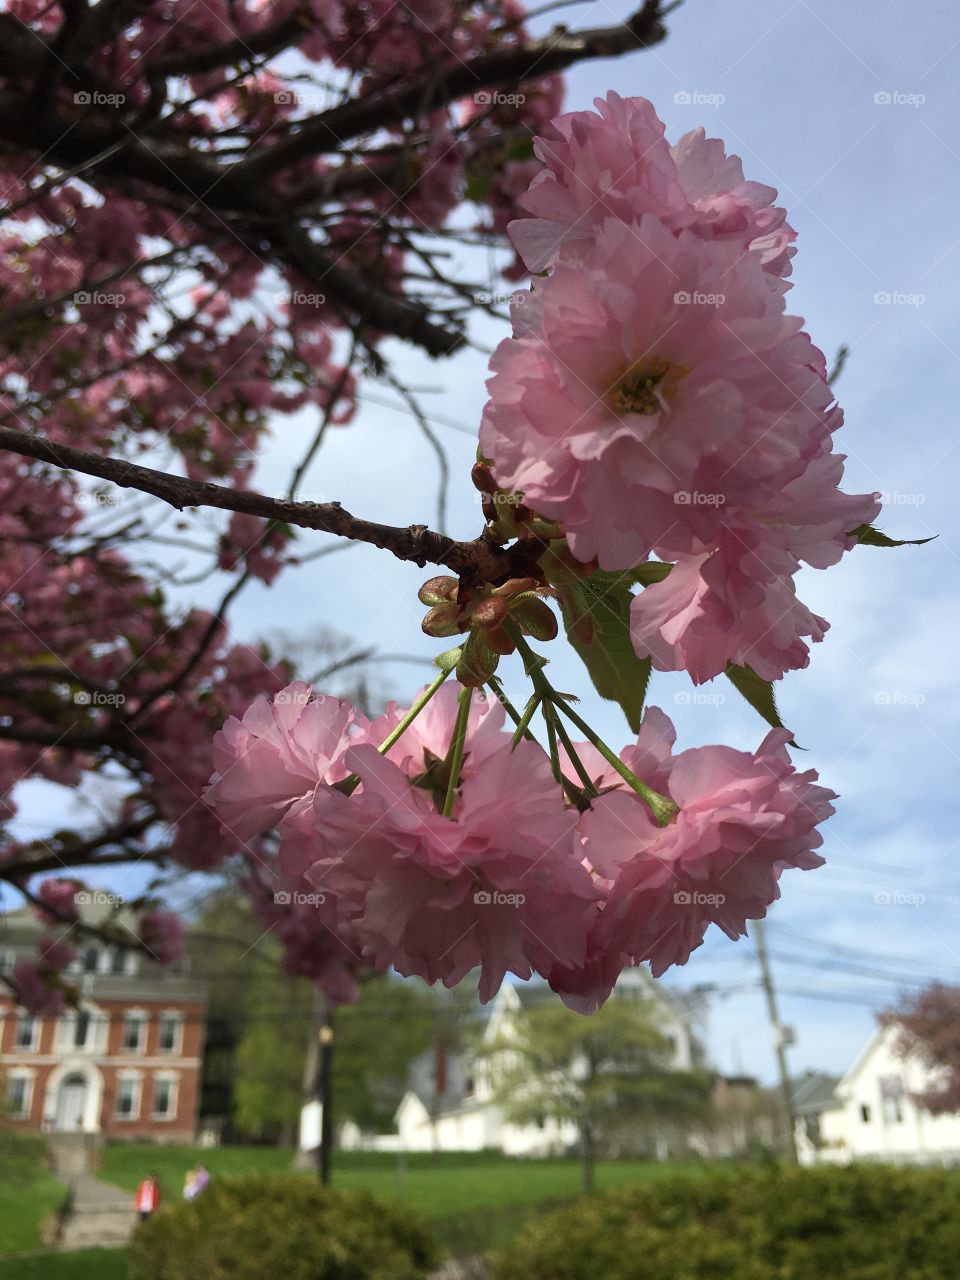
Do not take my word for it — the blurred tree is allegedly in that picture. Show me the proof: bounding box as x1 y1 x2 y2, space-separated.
486 996 712 1192
884 983 960 1113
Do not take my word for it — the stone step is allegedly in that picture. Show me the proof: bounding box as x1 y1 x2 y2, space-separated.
58 1209 137 1250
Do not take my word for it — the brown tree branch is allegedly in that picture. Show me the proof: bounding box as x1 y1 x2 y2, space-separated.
0 426 544 583
240 1 672 179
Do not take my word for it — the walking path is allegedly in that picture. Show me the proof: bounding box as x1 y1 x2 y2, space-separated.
46 1135 137 1250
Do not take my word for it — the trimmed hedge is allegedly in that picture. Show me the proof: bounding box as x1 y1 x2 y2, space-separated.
128 1173 440 1280
492 1164 960 1280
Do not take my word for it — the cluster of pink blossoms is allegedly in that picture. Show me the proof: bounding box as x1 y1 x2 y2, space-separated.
480 93 881 683
207 682 834 1011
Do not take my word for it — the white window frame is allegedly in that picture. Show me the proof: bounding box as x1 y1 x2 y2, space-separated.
151 1073 178 1121
14 1014 40 1052
121 1008 147 1054
114 1071 142 1121
156 1010 183 1055
6 1069 35 1118
56 1004 106 1054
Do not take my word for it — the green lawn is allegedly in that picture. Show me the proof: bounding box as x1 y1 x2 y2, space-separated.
0 1250 127 1280
1 1144 722 1278
99 1145 713 1218
0 1175 67 1253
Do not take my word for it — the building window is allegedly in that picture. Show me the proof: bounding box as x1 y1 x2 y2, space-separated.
860 1103 871 1123
82 946 100 974
115 1076 140 1120
15 1015 38 1051
74 1010 91 1049
6 1074 32 1118
122 1012 146 1053
152 1076 177 1120
110 948 126 975
882 1097 903 1124
157 1013 182 1054
0 949 14 976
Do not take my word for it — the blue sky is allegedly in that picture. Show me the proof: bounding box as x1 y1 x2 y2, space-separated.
9 0 960 1085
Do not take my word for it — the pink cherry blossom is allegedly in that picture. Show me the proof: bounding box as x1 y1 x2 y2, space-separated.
35 878 83 923
481 214 841 572
578 710 835 977
670 126 796 276
12 936 77 1015
628 532 830 685
138 909 186 967
509 93 794 276
247 868 366 1005
206 682 367 841
365 681 506 780
284 739 600 1004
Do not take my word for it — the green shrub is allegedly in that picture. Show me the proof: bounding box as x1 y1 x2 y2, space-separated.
128 1172 440 1280
492 1164 960 1280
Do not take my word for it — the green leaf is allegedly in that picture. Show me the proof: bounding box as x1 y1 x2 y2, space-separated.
559 576 652 733
433 646 462 674
849 523 935 548
725 662 798 746
630 561 673 587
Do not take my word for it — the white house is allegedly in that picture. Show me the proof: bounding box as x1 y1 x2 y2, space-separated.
803 1021 960 1166
340 968 703 1157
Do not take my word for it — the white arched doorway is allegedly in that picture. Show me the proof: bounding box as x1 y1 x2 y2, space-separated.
55 1073 87 1130
44 1060 104 1133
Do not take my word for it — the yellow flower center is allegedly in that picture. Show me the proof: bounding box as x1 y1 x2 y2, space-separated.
610 359 687 416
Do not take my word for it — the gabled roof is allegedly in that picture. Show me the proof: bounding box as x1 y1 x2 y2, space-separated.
792 1070 841 1114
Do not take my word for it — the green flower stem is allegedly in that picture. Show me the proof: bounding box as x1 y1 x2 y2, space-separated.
334 666 451 797
441 685 473 818
547 708 599 799
377 666 450 755
511 691 543 747
507 623 677 827
487 677 589 810
543 710 563 788
487 677 542 750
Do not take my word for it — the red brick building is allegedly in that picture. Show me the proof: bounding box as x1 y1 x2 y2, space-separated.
1 906 206 1142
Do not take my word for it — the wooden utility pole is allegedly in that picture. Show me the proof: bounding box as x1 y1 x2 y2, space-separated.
317 1008 335 1185
752 919 799 1163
